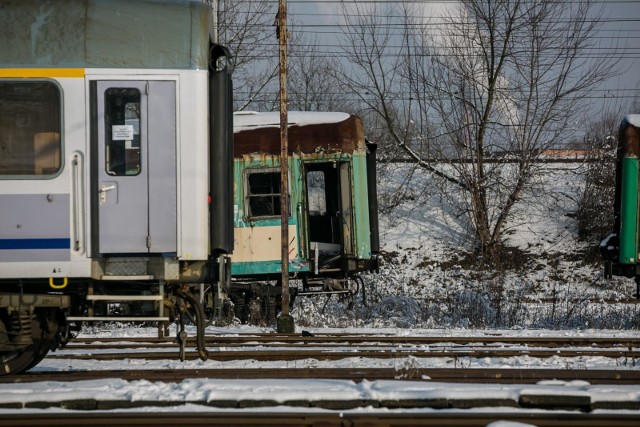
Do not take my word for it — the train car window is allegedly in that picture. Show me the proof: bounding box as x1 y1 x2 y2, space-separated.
0 81 61 178
246 171 282 219
104 88 141 176
307 171 327 215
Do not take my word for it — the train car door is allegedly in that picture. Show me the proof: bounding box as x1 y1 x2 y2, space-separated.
304 161 353 271
91 81 177 254
339 162 354 256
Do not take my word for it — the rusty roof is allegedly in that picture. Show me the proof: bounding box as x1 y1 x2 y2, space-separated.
233 112 364 157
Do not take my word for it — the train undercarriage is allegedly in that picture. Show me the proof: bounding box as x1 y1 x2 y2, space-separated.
0 278 215 375
0 304 67 375
221 274 367 325
0 271 369 375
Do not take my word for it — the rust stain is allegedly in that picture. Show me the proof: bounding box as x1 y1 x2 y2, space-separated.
234 115 364 157
623 120 640 157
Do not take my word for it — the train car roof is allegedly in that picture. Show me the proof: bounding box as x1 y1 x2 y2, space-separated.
624 114 640 128
0 0 209 70
620 114 640 156
233 111 365 156
234 111 352 131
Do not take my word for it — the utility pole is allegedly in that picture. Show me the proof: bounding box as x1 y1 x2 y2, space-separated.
277 0 294 333
209 0 218 43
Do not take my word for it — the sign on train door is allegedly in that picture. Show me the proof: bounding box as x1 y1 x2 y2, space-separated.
92 80 177 254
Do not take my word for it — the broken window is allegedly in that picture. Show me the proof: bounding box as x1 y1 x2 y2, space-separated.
246 170 282 219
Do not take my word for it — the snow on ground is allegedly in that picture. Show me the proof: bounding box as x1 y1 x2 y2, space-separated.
3 322 640 412
24 324 639 373
1 376 639 410
2 162 639 413
293 162 638 330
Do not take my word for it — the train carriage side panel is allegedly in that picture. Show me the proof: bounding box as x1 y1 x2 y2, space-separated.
178 71 210 261
347 114 372 265
619 155 639 264
231 154 307 276
351 150 373 264
231 111 379 279
603 114 640 280
0 0 234 376
0 72 90 278
0 0 214 278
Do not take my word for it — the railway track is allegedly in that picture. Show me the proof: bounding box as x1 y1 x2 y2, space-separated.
2 332 638 417
67 333 640 348
1 411 639 427
43 333 640 362
3 332 636 384
43 347 640 361
5 367 640 384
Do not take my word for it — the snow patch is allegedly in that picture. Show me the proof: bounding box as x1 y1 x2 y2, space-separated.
625 114 640 128
234 111 351 132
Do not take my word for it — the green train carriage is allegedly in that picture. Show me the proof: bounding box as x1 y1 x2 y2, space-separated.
229 112 380 322
602 114 640 297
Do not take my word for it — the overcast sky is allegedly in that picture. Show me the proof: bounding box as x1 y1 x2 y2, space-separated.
286 0 640 116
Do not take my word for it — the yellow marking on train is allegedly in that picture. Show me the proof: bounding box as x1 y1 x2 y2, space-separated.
49 277 68 290
0 68 85 78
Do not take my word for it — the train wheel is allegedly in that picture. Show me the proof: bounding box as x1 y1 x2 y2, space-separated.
0 310 55 376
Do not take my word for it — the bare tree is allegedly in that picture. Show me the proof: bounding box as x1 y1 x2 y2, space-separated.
334 4 423 161
576 109 618 243
210 1 325 112
208 0 280 111
288 39 351 112
338 0 619 258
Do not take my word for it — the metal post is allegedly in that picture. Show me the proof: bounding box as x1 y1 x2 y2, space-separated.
157 280 166 338
277 0 294 332
209 0 218 44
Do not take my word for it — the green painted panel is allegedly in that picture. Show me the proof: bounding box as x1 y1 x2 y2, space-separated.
231 259 309 276
231 149 375 277
232 156 301 227
352 153 372 259
620 156 639 264
232 155 306 277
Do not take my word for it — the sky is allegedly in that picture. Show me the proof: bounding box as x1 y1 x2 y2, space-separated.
286 0 640 120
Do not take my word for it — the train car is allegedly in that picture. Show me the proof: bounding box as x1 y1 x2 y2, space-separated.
601 114 640 297
229 111 380 323
0 0 233 374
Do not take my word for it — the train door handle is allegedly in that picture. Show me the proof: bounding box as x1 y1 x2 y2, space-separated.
99 184 116 204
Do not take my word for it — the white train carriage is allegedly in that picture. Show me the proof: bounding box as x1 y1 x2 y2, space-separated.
0 0 233 374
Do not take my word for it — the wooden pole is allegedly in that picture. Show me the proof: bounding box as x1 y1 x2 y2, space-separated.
277 0 294 332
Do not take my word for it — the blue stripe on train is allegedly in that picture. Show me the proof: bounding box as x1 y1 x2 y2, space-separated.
0 238 71 250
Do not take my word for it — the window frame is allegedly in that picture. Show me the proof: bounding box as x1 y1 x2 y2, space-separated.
0 79 64 180
243 167 290 221
104 87 142 177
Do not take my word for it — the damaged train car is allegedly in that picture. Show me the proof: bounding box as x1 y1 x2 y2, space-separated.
228 112 380 323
